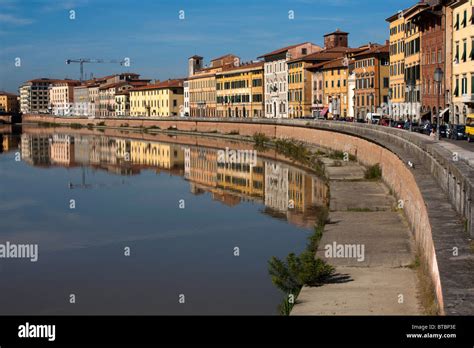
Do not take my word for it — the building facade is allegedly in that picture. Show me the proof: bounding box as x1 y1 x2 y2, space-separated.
49 79 81 116
450 0 474 124
259 42 322 118
215 61 264 118
322 58 352 119
129 79 184 117
188 54 240 117
19 78 57 114
387 11 408 119
353 44 390 119
0 91 19 113
183 80 190 116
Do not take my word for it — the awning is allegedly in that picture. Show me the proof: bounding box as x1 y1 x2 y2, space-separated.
320 107 329 117
440 108 449 117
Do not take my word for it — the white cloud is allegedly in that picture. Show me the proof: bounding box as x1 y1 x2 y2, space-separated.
0 13 33 25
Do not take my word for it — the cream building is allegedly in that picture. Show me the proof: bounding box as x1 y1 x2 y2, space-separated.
129 79 184 117
259 42 322 118
451 0 474 124
49 80 81 116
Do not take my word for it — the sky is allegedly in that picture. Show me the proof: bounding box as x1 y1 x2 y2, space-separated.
0 0 416 93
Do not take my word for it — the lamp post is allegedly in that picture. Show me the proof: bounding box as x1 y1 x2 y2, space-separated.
388 87 393 126
434 67 444 141
407 77 415 132
352 94 356 123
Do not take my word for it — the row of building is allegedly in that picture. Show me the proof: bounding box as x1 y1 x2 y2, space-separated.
4 0 472 124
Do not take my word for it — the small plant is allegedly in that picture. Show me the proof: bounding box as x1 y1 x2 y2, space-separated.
253 133 270 148
70 123 83 129
364 164 382 180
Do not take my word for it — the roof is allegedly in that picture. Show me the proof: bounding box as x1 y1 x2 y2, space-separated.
50 79 81 86
98 80 147 90
217 61 264 74
324 29 349 37
189 55 203 59
287 49 346 63
404 2 430 19
320 57 352 70
211 54 236 62
386 2 428 22
129 79 184 91
0 91 18 96
258 42 312 58
353 44 389 58
25 78 61 84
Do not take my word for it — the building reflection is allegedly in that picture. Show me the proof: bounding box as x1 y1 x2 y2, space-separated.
18 132 329 228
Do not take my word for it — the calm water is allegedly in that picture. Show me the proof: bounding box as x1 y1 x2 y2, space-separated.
0 128 328 315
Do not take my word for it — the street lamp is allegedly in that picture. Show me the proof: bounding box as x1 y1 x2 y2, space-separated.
388 87 393 126
352 94 356 123
434 67 444 141
407 77 415 132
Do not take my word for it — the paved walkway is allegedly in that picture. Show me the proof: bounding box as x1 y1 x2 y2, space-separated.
292 160 422 315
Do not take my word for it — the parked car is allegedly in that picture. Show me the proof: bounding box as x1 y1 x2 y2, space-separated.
366 113 382 124
390 121 405 129
379 118 391 126
438 125 447 138
449 125 466 140
421 123 433 135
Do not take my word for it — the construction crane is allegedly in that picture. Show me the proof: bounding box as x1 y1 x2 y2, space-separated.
65 58 127 81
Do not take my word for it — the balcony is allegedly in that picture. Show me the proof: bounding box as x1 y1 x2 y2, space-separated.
461 94 474 103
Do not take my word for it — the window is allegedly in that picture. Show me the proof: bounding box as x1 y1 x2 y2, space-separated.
455 13 460 30
462 10 467 28
438 49 442 63
455 42 460 62
302 48 307 55
471 37 474 60
383 77 389 88
471 74 474 95
454 76 459 97
462 75 468 95
462 40 467 62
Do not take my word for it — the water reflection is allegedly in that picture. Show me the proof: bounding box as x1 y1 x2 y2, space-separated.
18 132 328 228
0 128 328 315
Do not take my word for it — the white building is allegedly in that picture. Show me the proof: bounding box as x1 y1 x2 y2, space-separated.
183 80 190 116
348 71 356 119
19 78 58 114
259 43 321 118
49 80 80 116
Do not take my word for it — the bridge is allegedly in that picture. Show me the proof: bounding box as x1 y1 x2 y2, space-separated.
21 114 474 315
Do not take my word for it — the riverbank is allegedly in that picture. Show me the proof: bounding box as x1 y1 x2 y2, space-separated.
292 158 423 315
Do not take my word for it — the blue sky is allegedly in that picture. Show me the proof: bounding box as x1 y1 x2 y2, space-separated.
0 0 415 93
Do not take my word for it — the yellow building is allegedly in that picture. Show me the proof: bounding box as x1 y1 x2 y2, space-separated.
0 91 19 113
451 0 474 124
129 79 184 117
403 4 425 121
322 57 352 119
130 140 184 169
386 11 407 113
287 60 308 118
215 61 264 118
188 54 240 117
